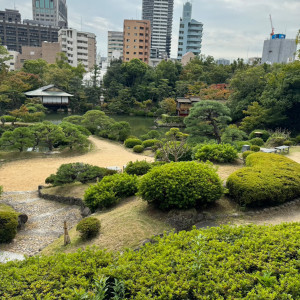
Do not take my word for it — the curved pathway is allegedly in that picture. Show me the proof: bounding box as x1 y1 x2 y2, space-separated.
0 136 153 192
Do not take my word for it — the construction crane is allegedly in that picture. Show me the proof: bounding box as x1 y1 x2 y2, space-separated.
269 14 275 37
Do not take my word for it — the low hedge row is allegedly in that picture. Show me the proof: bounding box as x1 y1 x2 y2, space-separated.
2 224 300 298
227 153 300 207
84 173 138 211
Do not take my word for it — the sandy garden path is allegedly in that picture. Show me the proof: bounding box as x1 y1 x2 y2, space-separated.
0 136 153 192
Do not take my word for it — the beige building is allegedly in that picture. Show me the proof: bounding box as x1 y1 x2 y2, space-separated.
14 42 61 69
123 20 151 64
181 52 195 66
59 28 96 70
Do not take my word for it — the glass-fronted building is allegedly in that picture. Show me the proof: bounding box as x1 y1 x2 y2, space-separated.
32 0 67 28
177 1 203 59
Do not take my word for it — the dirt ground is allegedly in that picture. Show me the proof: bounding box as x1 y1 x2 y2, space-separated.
0 136 153 192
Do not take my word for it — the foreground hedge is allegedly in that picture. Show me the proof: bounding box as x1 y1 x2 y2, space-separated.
0 204 18 243
227 153 300 207
138 161 223 210
2 224 300 299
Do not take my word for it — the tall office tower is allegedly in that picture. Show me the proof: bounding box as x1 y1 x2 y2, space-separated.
108 31 123 62
142 0 174 58
123 20 151 64
177 1 203 59
32 0 68 28
59 28 96 70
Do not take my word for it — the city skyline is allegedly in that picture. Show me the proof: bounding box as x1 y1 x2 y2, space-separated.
1 0 299 61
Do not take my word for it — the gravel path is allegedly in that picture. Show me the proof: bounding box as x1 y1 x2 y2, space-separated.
0 191 82 256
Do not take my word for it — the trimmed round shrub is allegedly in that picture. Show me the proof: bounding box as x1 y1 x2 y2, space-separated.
250 145 260 152
138 161 223 210
242 150 254 160
76 217 101 239
249 137 264 146
142 139 160 148
133 145 144 153
227 153 300 207
283 140 293 146
265 136 286 147
194 144 238 163
296 135 300 144
125 160 152 175
124 138 142 148
249 129 270 142
84 173 138 211
0 206 18 243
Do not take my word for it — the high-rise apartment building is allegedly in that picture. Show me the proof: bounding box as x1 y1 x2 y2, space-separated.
108 31 123 62
32 0 68 28
59 28 96 70
177 1 203 59
123 20 151 64
142 0 174 58
0 9 21 23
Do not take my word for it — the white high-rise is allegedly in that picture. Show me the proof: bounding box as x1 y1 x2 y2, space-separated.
32 0 68 28
142 0 174 58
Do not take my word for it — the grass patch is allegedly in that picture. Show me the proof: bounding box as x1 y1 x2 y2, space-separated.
0 204 16 213
43 182 90 198
42 196 171 255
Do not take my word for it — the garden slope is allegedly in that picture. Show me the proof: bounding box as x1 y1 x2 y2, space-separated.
0 136 153 192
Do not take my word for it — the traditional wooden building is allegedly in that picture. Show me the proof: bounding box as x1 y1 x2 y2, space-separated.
176 97 201 116
25 85 73 107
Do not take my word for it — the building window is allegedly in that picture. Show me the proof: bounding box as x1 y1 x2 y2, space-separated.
134 33 137 36
134 39 137 42
126 51 129 54
127 26 130 29
134 52 136 54
126 58 129 61
180 24 184 28
140 27 144 30
126 39 130 42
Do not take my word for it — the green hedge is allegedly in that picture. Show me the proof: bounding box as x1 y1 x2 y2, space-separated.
84 173 138 211
138 161 223 210
161 114 184 124
124 161 152 176
194 143 238 163
249 129 270 142
2 224 300 298
141 139 160 148
250 145 260 152
242 150 254 160
227 153 300 207
249 137 264 146
0 204 18 243
45 163 116 186
76 217 101 240
124 138 142 148
132 145 144 153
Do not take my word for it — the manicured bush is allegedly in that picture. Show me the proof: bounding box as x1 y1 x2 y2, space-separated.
227 153 300 207
0 204 18 243
242 150 254 160
84 173 138 211
266 136 286 147
296 134 300 144
133 145 144 153
283 140 293 146
45 163 116 186
3 224 300 299
140 130 160 141
76 217 101 239
124 160 152 176
142 139 160 148
250 145 260 152
249 137 264 146
249 129 270 142
124 138 142 148
194 143 238 163
138 161 223 210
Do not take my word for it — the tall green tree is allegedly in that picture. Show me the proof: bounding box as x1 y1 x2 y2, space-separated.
184 100 232 144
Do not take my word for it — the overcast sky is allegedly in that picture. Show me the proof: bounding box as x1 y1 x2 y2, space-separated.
2 0 300 60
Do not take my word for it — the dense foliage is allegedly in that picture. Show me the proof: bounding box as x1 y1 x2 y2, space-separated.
132 145 144 153
124 160 152 176
76 217 101 240
45 163 116 186
227 153 300 207
194 143 238 163
138 161 223 210
84 173 138 211
0 204 18 243
3 224 300 298
124 138 142 148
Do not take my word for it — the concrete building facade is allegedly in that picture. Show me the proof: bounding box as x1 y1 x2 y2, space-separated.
216 58 230 65
0 17 59 53
142 0 174 59
0 9 21 23
59 28 96 70
181 51 195 66
32 0 68 28
177 2 203 59
107 31 123 62
123 20 151 64
261 34 297 64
